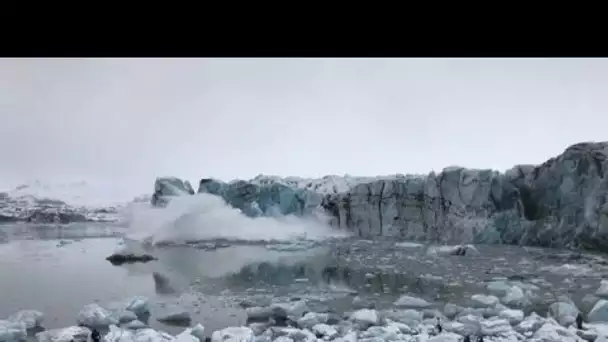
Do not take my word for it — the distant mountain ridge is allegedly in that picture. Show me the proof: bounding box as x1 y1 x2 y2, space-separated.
0 181 127 224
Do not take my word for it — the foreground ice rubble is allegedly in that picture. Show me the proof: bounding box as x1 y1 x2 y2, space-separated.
3 290 608 342
77 296 151 328
36 326 91 342
0 309 44 342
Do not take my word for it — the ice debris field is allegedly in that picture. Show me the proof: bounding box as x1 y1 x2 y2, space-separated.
4 290 608 342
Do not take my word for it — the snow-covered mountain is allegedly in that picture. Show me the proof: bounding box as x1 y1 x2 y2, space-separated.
156 141 608 251
0 180 133 224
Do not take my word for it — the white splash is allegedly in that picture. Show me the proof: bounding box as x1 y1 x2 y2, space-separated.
124 192 349 244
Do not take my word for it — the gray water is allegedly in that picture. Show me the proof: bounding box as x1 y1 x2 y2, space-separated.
1 223 607 336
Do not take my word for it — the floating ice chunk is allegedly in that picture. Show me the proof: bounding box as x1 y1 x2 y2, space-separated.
297 312 328 330
455 314 482 336
395 242 424 248
312 324 338 339
8 310 44 329
577 327 599 342
487 281 511 296
110 309 137 324
385 319 416 334
427 244 479 257
427 332 462 342
174 329 199 342
548 302 579 326
36 326 91 342
383 309 423 326
190 324 206 341
582 294 600 313
270 301 309 319
360 325 401 340
532 322 582 342
511 281 540 292
589 299 608 323
273 337 294 342
556 295 577 308
99 297 149 325
394 295 431 308
121 296 150 316
247 323 266 336
461 244 480 255
515 312 545 334
502 285 526 307
0 320 26 342
271 327 314 341
121 320 147 330
443 303 463 319
480 318 513 336
133 328 174 342
349 309 379 326
77 303 119 328
211 327 254 342
541 264 592 276
443 320 466 335
103 325 133 342
597 280 608 297
332 331 357 342
590 323 608 336
104 325 174 342
471 294 499 308
499 309 524 325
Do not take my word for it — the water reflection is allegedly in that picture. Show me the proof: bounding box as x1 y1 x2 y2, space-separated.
3 224 608 334
0 223 123 241
221 258 464 301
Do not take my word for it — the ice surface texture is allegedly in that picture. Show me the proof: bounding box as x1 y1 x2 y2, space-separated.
156 142 608 251
198 179 322 217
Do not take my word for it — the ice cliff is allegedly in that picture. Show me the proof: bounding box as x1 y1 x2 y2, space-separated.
155 142 608 250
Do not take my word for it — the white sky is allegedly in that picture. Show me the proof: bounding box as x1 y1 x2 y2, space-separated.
0 58 606 196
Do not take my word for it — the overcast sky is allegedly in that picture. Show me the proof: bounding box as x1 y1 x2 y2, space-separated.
0 58 606 196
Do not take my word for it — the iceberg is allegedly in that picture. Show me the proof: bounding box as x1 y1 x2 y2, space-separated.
76 297 150 328
8 309 44 330
77 304 120 328
153 141 608 251
36 326 91 342
152 177 195 207
119 296 150 316
0 320 26 342
104 325 175 342
210 327 254 342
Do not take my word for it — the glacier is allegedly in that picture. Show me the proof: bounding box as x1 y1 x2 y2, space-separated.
154 142 608 251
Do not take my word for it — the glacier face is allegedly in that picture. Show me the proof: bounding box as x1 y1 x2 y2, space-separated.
197 178 323 217
151 177 195 207
155 142 608 250
323 142 608 249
